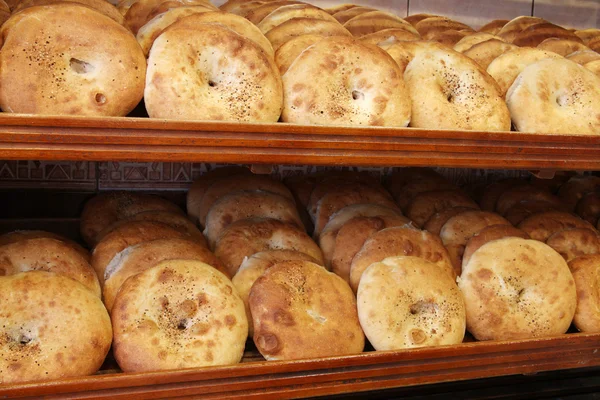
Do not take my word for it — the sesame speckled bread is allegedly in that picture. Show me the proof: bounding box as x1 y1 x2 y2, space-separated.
331 214 411 283
266 18 352 51
103 238 226 312
406 190 479 227
568 255 600 332
440 210 510 275
0 238 100 297
135 5 214 56
0 271 112 385
461 224 530 268
91 220 190 284
204 190 303 248
282 36 411 127
232 250 320 336
506 58 600 135
257 4 337 34
545 228 600 262
404 46 510 131
214 218 324 277
198 174 293 227
275 34 324 74
517 211 596 242
0 230 90 262
249 260 364 361
0 4 146 116
459 237 576 340
486 47 562 97
349 226 455 293
144 23 282 121
318 203 404 266
80 191 183 247
97 210 206 247
461 39 517 70
112 260 247 372
357 256 466 350
313 181 399 237
13 0 125 24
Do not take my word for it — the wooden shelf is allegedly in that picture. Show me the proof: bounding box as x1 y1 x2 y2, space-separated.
2 332 599 399
0 115 598 170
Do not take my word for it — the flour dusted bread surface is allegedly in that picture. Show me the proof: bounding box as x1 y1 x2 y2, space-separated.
357 256 465 351
569 255 600 332
125 0 216 33
214 218 323 277
249 260 364 361
112 260 247 372
406 190 479 227
331 214 411 283
459 237 576 340
462 224 530 268
103 238 225 312
517 211 595 242
91 220 190 284
546 228 600 262
81 191 183 247
204 190 303 248
0 4 145 116
0 230 90 262
506 58 600 135
275 34 324 74
232 250 319 336
266 18 352 51
462 39 517 70
349 226 455 292
145 22 282 122
404 46 510 131
0 271 112 384
281 36 411 127
13 0 125 24
0 238 100 297
486 47 562 97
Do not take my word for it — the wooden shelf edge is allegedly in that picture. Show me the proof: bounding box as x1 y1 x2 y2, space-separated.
3 333 599 399
0 117 598 168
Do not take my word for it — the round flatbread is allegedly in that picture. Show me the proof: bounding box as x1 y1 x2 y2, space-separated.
462 224 530 268
517 211 595 242
495 184 563 215
497 16 547 43
112 260 247 372
558 175 600 211
462 39 517 70
406 189 479 227
567 50 600 65
459 237 576 340
257 4 337 34
423 206 479 236
453 32 502 53
576 191 600 225
537 38 589 57
359 28 421 46
479 19 508 35
504 199 565 225
343 11 418 38
265 17 352 51
0 271 112 385
249 260 364 360
357 256 465 350
13 0 125 24
275 34 324 74
0 230 89 262
569 255 600 332
546 228 600 262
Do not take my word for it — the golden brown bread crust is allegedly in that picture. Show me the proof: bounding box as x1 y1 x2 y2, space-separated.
404 13 436 26
145 22 283 122
313 181 399 237
537 38 589 57
331 214 411 283
249 260 364 360
97 210 206 247
479 178 527 211
332 6 375 24
281 36 412 127
112 260 247 372
307 172 377 218
497 16 547 43
462 39 517 70
258 4 337 34
244 1 305 23
478 19 509 35
0 230 90 262
91 220 190 284
219 0 265 15
103 238 225 312
198 174 293 227
385 167 447 202
357 256 466 350
504 199 565 226
349 226 455 293
546 228 600 262
81 191 183 247
423 206 478 236
265 18 352 51
512 22 583 47
429 29 469 47
440 210 510 275
575 29 600 45
125 0 216 34
406 190 479 227
0 238 100 297
0 4 146 117
576 191 600 225
558 175 600 211
324 3 356 15
343 11 418 37
232 250 319 336
214 217 323 277
568 255 600 332
274 34 323 75
359 28 421 45
394 180 457 213
462 224 530 268
567 50 600 65
415 17 473 40
0 271 112 384
187 166 251 225
517 211 595 242
459 237 576 340
204 190 303 248
453 32 501 53
13 0 124 24
495 184 563 215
